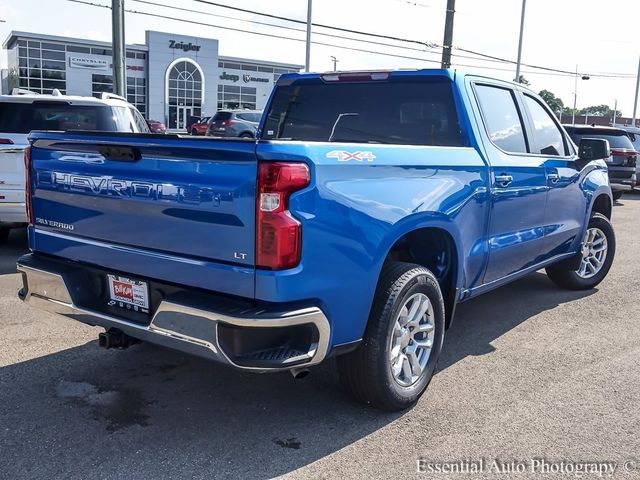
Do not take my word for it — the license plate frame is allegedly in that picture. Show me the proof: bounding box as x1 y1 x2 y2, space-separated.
106 274 150 314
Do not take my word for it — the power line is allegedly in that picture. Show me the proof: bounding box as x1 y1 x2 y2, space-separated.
190 0 439 49
129 0 441 57
63 0 637 79
65 0 444 64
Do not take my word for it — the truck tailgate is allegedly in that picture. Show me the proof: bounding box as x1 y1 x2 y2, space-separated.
29 132 257 297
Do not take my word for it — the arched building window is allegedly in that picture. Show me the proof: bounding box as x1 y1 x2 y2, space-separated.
165 58 204 129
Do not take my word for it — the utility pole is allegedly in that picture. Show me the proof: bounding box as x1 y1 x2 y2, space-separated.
440 0 455 69
330 56 338 72
632 57 640 127
514 0 526 82
111 0 126 96
612 99 617 126
572 65 578 125
305 0 312 72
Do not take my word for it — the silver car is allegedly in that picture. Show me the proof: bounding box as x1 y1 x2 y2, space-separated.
206 110 262 138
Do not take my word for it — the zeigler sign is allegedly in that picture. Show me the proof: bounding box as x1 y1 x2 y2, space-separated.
169 40 201 52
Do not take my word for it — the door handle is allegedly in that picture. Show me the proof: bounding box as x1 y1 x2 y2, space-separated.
547 172 560 184
494 174 513 187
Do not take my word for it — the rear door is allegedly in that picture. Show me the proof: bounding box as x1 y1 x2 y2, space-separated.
471 82 549 284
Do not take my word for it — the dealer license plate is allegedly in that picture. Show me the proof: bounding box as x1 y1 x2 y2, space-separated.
107 275 149 313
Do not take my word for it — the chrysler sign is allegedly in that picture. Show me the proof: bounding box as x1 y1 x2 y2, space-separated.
68 55 109 70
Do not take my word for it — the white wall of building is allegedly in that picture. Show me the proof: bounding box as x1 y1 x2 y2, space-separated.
146 31 218 125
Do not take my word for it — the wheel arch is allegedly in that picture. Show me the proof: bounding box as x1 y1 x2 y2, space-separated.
377 219 463 329
590 191 612 219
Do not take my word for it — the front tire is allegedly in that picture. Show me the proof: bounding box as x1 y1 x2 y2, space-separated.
612 191 623 201
0 227 9 244
545 213 615 290
337 262 445 411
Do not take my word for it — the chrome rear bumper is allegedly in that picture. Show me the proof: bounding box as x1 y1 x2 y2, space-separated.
17 255 330 371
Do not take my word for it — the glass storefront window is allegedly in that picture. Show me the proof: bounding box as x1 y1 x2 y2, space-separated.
166 59 203 129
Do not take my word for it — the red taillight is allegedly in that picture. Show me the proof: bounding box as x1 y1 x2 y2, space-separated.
0 138 14 144
223 120 235 127
24 146 33 225
610 150 630 156
256 162 310 270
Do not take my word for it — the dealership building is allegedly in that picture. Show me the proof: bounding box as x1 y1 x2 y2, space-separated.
2 30 302 129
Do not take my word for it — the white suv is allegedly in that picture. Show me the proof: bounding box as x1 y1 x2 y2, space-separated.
0 90 149 243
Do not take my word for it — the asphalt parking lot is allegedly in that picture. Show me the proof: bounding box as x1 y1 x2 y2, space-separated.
1 194 639 480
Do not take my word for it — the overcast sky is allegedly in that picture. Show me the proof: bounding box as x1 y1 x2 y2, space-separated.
1 0 638 116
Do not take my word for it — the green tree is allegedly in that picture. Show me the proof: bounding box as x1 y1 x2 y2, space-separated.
538 89 565 115
579 104 622 117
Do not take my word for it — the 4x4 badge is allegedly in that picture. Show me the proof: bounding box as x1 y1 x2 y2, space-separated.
326 150 376 162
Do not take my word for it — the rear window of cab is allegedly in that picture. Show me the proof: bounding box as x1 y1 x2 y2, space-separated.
262 77 463 146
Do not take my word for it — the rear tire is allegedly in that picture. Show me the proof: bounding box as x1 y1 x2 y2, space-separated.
612 191 623 201
337 262 445 411
0 227 9 244
191 128 198 136
545 213 615 290
239 133 253 139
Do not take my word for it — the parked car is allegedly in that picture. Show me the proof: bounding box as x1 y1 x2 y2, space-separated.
563 125 636 200
190 117 210 136
145 119 166 133
206 110 261 138
0 90 149 243
618 125 640 190
186 115 201 133
18 70 615 411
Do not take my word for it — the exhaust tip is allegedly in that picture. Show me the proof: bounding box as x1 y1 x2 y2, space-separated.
290 368 310 380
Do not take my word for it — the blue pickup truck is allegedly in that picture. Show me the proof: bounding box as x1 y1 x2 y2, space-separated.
17 70 615 411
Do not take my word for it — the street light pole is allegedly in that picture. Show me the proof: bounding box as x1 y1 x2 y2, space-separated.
572 65 578 125
330 56 338 72
304 0 312 72
111 0 126 97
514 0 526 83
440 0 456 69
632 57 640 127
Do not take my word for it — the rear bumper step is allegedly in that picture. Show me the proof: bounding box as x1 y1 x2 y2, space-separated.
17 254 330 371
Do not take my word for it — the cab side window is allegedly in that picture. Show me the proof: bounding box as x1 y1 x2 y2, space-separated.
475 84 528 154
523 95 567 156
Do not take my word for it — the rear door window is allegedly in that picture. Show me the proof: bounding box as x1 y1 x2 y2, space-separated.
237 112 261 122
263 77 463 146
474 84 528 154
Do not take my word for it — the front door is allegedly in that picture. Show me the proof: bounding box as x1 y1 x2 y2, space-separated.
520 93 586 258
472 82 549 284
177 106 193 130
